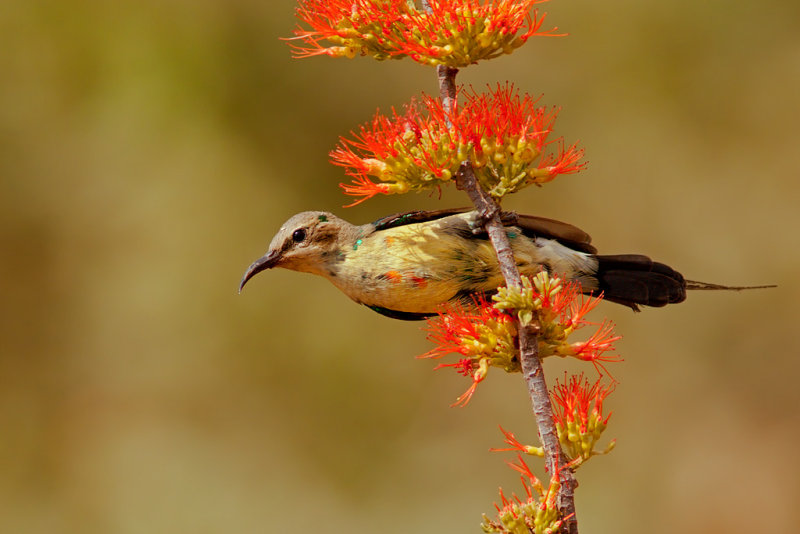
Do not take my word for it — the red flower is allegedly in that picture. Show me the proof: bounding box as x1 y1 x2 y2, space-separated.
549 373 616 466
563 289 604 330
421 297 515 361
551 373 613 433
338 175 393 206
434 357 477 377
290 0 562 67
537 139 586 180
506 454 542 484
490 426 543 456
333 84 584 204
569 320 623 375
420 273 622 407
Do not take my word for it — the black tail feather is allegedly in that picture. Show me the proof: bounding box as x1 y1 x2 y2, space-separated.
593 254 686 311
592 255 776 311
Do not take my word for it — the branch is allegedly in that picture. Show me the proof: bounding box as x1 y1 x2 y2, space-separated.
437 65 459 117
433 64 580 534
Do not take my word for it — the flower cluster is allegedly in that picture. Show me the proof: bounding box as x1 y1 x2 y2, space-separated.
291 0 560 67
481 456 564 534
333 84 584 205
423 272 620 405
551 373 616 466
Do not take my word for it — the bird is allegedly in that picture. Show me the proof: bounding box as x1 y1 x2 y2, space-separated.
238 207 768 320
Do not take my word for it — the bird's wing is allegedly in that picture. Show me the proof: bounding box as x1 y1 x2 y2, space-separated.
513 214 597 254
371 207 470 231
365 304 437 321
372 208 597 254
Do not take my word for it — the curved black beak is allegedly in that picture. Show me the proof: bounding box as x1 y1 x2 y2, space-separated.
238 251 281 293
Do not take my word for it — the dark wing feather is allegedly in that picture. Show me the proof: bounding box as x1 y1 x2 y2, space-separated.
365 304 435 321
513 214 596 254
371 207 470 231
371 208 596 254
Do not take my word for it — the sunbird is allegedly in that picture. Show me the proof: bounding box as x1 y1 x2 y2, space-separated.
239 208 763 320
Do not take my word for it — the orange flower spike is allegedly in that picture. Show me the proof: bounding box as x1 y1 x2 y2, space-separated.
568 320 623 365
338 177 394 207
506 455 543 491
420 302 482 360
451 357 489 407
490 426 544 457
562 291 603 331
434 357 477 377
421 298 518 406
551 374 617 466
290 0 403 60
528 140 587 184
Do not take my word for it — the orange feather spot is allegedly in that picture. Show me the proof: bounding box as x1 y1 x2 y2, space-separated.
385 271 403 283
410 275 428 289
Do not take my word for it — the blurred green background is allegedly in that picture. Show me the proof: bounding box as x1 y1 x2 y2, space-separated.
2 1 799 532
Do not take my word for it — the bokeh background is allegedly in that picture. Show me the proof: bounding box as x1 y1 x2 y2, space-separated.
2 1 799 532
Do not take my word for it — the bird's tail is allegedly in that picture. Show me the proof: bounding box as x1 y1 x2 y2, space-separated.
591 254 775 311
592 254 686 311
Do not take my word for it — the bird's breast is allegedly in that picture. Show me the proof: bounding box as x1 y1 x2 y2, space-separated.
326 221 505 313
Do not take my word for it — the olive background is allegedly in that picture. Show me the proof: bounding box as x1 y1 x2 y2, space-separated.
2 1 799 532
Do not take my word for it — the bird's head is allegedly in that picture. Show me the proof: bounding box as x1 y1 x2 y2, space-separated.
238 211 351 292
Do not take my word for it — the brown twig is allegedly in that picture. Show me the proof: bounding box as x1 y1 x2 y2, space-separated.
430 46 579 534
437 65 459 116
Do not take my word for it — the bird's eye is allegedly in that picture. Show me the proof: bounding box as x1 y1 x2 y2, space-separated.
292 228 307 243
